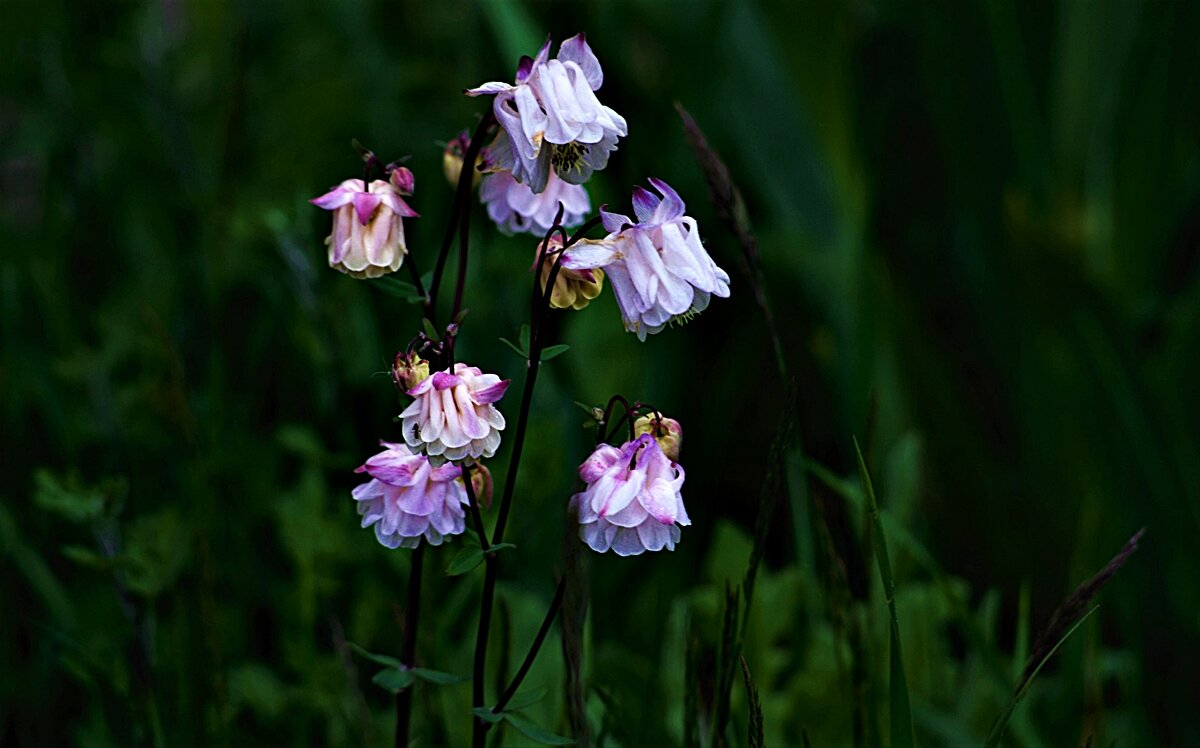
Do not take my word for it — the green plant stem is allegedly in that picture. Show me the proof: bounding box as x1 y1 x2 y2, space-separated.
395 543 425 748
492 578 566 714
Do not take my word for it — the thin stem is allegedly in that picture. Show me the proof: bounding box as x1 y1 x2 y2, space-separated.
492 578 566 714
403 248 427 302
427 111 495 324
395 543 425 748
473 566 498 748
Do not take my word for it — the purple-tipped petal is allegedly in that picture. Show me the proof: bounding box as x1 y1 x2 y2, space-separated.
600 208 632 234
431 371 462 390
353 192 383 225
557 33 603 89
310 186 355 211
472 379 510 404
515 55 534 83
647 178 686 222
631 186 661 223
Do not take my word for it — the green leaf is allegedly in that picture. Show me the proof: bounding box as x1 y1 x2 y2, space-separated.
33 470 105 523
539 344 570 362
371 667 415 693
502 687 547 712
369 276 423 303
422 318 440 340
499 337 528 359
348 642 404 670
61 545 109 570
471 707 504 724
983 606 1100 748
445 543 516 576
410 667 469 685
518 324 530 353
503 712 574 745
855 437 914 748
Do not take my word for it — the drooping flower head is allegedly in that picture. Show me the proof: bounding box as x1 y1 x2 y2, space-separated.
442 130 482 190
481 169 590 236
467 34 627 194
310 169 419 278
563 178 731 341
399 363 510 461
353 442 469 549
569 433 690 556
533 235 604 311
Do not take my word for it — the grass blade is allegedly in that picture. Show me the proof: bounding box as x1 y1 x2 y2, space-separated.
739 655 765 748
853 438 914 748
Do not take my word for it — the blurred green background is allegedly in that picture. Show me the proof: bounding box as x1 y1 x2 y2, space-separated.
3 1 1199 745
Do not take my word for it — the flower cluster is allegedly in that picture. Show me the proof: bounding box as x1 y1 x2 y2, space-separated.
469 34 627 194
310 169 418 278
399 363 510 462
564 179 731 340
352 442 470 549
570 433 690 556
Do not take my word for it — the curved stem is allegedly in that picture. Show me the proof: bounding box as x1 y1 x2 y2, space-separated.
395 543 425 748
492 578 566 714
427 111 495 325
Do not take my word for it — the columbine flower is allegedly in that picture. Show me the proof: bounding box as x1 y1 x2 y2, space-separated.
392 351 431 392
442 130 482 190
634 413 682 461
534 235 604 310
563 178 731 341
569 433 690 556
481 169 590 236
467 34 627 193
310 169 419 278
399 363 510 461
352 442 469 549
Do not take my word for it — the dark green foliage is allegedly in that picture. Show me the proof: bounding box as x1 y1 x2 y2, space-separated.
2 0 1196 746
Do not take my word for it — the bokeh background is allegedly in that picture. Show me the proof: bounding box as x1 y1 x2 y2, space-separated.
3 1 1199 745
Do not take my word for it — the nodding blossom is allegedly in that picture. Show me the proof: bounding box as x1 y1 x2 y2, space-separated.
467 34 627 194
534 235 604 311
569 433 690 556
481 169 590 236
310 169 419 279
563 178 730 341
399 363 510 462
352 442 469 549
442 130 482 190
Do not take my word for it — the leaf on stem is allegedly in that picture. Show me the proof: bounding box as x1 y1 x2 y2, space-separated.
422 318 440 341
499 337 528 359
445 542 516 576
410 667 470 685
539 344 570 362
369 276 424 303
504 713 575 745
371 667 415 693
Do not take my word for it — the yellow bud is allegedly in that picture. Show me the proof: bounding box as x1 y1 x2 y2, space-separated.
634 414 683 462
442 131 482 190
392 351 430 392
469 462 493 509
535 237 605 311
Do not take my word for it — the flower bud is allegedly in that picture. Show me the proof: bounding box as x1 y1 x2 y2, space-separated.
442 131 482 190
535 236 605 311
392 351 431 392
468 462 494 509
634 413 682 462
390 166 415 195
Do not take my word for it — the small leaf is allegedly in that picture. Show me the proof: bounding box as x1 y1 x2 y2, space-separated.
372 667 415 693
33 470 105 523
61 545 109 569
411 667 469 685
539 344 570 362
518 324 530 352
504 712 575 745
348 642 403 670
422 318 440 341
499 337 528 359
453 307 471 324
369 276 422 303
445 543 517 575
471 707 504 724
503 687 548 712
446 546 485 576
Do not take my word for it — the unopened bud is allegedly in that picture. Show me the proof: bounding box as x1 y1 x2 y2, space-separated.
469 462 494 509
634 413 682 461
392 351 431 392
443 130 482 190
390 166 415 195
535 236 605 311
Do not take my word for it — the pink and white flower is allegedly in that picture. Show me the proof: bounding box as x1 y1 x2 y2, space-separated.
352 442 469 549
399 363 510 461
481 169 590 236
467 34 627 193
563 178 731 341
310 170 419 278
569 433 690 556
